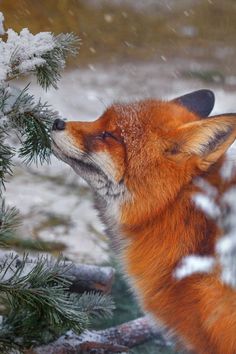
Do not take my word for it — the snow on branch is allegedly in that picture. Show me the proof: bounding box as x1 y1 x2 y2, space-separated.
0 14 79 88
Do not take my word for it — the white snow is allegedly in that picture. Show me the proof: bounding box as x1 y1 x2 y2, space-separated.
174 255 215 279
0 27 56 82
220 145 236 181
193 178 220 218
193 193 220 219
217 233 236 255
215 186 236 288
217 233 236 288
18 57 46 73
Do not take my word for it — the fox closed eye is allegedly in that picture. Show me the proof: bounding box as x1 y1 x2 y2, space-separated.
99 131 120 142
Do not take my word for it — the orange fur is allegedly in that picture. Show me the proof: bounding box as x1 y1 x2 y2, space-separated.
53 99 236 353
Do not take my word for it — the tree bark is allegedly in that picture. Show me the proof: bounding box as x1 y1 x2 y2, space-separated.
27 316 169 354
67 263 114 294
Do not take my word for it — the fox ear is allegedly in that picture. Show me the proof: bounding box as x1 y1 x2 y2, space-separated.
168 114 236 170
173 89 215 118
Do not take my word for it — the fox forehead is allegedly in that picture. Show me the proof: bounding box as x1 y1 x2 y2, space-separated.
104 99 199 131
67 99 199 146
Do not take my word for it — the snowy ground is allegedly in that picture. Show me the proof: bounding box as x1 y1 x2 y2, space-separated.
4 61 236 263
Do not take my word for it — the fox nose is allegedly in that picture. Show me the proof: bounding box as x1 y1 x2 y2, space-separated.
52 119 66 131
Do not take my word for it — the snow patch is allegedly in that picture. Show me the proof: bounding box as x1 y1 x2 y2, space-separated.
193 193 220 219
216 186 236 288
174 255 215 280
217 233 236 288
220 145 236 181
193 178 220 218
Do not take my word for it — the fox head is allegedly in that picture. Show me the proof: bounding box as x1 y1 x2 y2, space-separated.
51 89 236 217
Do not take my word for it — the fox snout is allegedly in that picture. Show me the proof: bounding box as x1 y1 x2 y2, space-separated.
51 117 126 198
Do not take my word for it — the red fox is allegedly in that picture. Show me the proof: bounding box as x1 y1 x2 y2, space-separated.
51 89 236 354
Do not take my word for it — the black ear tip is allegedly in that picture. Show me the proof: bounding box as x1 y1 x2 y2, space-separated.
174 89 215 118
199 89 215 104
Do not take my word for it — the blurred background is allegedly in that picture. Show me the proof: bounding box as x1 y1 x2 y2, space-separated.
2 0 236 71
1 1 236 351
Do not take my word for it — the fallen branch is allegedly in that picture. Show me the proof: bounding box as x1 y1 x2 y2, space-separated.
27 316 169 354
67 262 114 294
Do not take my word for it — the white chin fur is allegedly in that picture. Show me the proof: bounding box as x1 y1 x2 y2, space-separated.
51 131 83 160
51 131 126 200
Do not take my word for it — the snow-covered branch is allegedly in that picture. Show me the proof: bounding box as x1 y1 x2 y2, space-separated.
0 14 79 88
0 29 55 82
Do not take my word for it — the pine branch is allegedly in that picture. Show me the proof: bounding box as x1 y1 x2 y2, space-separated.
6 85 57 164
0 86 11 114
0 85 15 187
0 254 115 348
0 85 59 166
36 33 80 90
0 133 14 190
0 253 115 295
0 200 20 245
75 292 115 320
